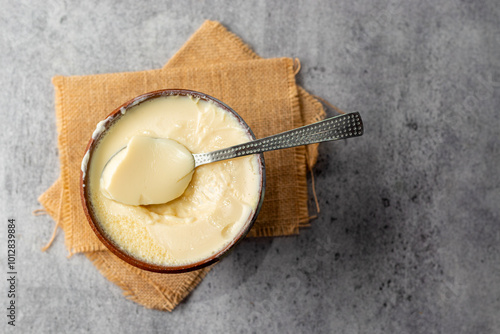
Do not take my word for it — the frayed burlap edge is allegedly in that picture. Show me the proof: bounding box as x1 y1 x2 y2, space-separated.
166 20 260 68
53 77 75 254
85 251 211 311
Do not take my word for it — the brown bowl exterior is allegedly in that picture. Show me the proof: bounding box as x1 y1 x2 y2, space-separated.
80 89 266 273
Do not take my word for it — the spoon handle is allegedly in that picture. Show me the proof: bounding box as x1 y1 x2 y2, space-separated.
193 112 363 167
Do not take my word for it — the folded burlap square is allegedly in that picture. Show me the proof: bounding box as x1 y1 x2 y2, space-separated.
38 20 325 311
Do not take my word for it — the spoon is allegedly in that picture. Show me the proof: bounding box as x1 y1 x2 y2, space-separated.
101 112 363 205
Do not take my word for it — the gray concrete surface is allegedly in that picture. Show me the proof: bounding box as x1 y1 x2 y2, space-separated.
1 0 499 333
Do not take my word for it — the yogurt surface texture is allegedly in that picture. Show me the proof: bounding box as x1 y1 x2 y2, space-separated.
87 94 262 266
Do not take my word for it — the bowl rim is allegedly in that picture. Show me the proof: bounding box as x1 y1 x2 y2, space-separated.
80 89 266 273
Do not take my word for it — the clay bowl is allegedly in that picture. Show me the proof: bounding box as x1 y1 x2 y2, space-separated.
80 89 266 273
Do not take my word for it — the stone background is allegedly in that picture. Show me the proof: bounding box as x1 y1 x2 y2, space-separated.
1 0 499 333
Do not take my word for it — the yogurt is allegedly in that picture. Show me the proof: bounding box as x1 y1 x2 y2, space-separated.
86 94 262 266
100 136 195 205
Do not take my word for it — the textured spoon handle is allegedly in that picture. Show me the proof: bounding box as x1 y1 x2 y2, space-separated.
193 112 363 167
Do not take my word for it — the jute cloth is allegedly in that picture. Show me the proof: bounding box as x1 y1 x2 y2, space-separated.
38 20 325 311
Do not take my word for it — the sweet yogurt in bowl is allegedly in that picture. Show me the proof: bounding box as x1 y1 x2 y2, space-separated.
81 89 265 273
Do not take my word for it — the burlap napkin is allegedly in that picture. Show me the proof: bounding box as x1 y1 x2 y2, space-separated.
38 20 325 311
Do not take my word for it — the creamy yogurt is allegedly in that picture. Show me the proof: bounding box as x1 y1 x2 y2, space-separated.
87 95 262 266
100 136 195 205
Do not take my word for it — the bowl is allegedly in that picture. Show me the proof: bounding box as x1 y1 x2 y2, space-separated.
80 89 266 273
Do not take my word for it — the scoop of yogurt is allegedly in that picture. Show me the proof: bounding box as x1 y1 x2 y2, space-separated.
100 135 195 205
